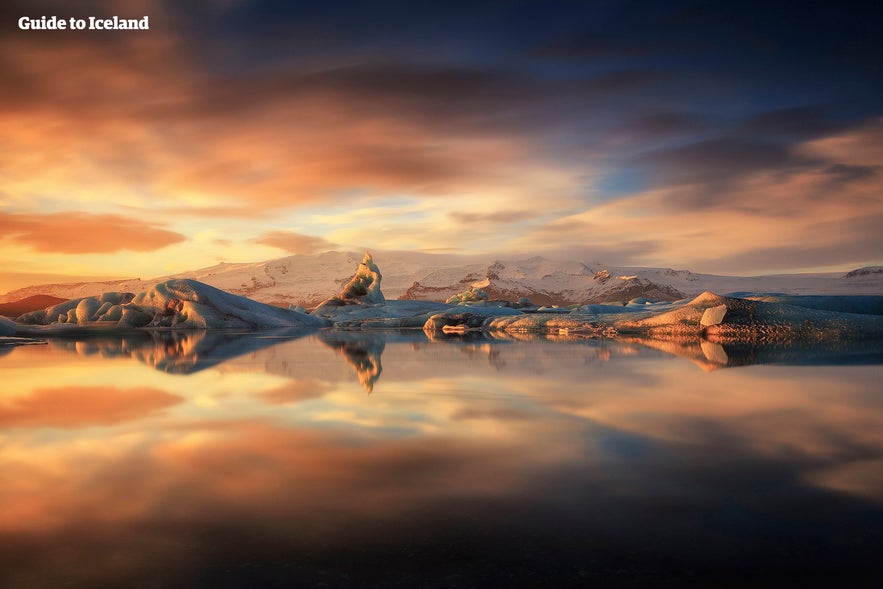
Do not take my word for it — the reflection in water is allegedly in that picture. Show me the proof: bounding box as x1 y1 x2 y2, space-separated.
0 332 881 586
0 385 183 428
318 332 385 393
49 329 312 374
37 328 883 382
627 336 883 371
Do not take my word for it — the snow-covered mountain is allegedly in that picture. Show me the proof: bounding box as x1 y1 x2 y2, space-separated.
2 253 881 307
400 257 689 305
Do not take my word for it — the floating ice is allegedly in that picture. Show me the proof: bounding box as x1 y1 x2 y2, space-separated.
16 280 328 330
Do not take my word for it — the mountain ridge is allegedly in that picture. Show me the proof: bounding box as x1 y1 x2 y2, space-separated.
2 252 881 307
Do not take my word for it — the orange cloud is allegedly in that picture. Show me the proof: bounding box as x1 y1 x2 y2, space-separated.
0 20 577 222
0 386 183 428
0 212 186 253
256 231 337 254
515 118 883 273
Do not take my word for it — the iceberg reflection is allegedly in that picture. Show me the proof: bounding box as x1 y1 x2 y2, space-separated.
318 332 385 393
35 329 883 388
0 331 880 587
48 329 312 374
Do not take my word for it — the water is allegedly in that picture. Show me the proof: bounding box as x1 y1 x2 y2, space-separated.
1 331 881 587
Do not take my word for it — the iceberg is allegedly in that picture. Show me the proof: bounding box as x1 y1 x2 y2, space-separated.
314 252 385 312
445 287 489 305
0 317 16 336
313 253 454 326
422 307 523 332
616 291 883 342
15 279 329 330
744 295 883 316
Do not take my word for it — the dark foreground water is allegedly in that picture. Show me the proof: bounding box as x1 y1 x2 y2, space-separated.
1 331 881 588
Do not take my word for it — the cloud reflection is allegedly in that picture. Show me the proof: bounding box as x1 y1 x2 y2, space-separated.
0 385 181 428
0 332 880 585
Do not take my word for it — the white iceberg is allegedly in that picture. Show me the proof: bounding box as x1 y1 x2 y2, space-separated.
16 279 329 330
314 252 385 313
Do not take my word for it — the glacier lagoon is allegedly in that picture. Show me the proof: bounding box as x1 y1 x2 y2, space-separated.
1 331 881 587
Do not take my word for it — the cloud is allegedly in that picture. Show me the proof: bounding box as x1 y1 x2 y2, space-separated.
635 136 813 191
448 210 529 224
706 212 883 272
0 386 182 428
256 231 337 254
0 337 881 586
0 43 583 215
738 105 842 139
821 163 878 183
256 379 333 405
0 0 880 281
0 212 186 254
619 111 708 139
531 33 701 61
516 118 883 272
799 117 883 166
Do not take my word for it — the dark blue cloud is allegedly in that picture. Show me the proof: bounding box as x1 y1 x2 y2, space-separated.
4 0 882 259
13 0 872 166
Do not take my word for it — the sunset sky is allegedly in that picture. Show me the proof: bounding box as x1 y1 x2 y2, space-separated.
2 0 882 293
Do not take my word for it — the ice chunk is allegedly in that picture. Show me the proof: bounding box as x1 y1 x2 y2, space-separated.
76 298 101 325
336 252 385 304
0 317 16 336
313 252 386 314
700 304 728 326
446 287 489 305
14 280 329 330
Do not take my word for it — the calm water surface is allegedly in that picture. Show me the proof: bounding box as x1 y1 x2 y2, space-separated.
1 331 881 587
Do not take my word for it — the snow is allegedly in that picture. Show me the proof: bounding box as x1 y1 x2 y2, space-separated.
314 256 525 329
312 253 467 328
16 279 329 330
4 253 883 341
3 251 881 309
844 266 883 278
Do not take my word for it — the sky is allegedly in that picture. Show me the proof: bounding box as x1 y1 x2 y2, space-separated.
1 0 882 293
